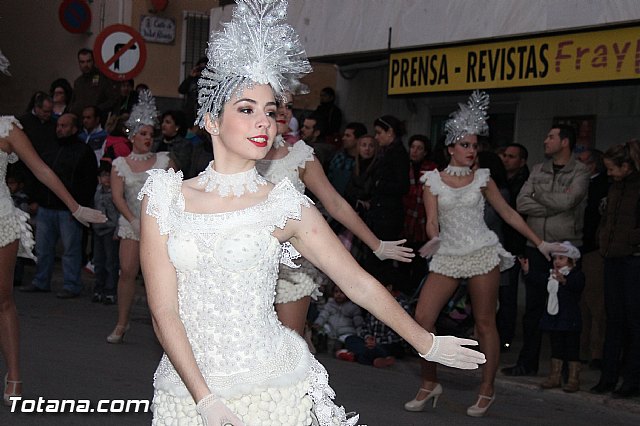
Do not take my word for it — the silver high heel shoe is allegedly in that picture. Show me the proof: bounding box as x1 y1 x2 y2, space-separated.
466 393 495 417
404 383 443 411
106 324 130 344
3 373 22 406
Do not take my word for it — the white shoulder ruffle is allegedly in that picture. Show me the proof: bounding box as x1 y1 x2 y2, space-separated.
474 168 491 188
422 169 443 195
266 177 313 232
287 141 315 170
0 116 21 139
138 168 185 235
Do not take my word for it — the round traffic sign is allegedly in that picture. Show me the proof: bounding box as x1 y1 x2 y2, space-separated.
93 24 147 81
59 0 92 34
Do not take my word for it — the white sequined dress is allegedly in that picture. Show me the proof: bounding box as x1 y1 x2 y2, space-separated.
422 168 514 278
141 168 358 426
0 116 35 260
256 141 328 304
112 152 169 241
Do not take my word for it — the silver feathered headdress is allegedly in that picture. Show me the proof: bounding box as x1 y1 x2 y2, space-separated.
0 49 11 76
444 90 490 145
125 89 158 136
196 0 312 127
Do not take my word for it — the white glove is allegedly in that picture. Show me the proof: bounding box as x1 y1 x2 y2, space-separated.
537 241 567 261
419 332 486 369
196 394 245 426
373 239 414 262
418 237 441 259
130 218 141 236
72 206 107 227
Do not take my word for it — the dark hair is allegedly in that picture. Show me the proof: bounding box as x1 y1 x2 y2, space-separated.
98 160 112 175
65 113 80 129
408 134 431 155
77 48 93 58
82 105 101 119
27 91 52 112
306 113 327 137
135 83 149 92
354 135 378 176
49 78 73 102
345 122 367 139
477 151 508 189
551 124 577 151
373 115 405 139
505 143 528 161
320 87 335 98
582 148 604 174
196 57 208 66
603 140 640 172
161 110 188 137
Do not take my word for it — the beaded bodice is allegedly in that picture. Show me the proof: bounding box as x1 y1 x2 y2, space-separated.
256 140 314 192
140 169 313 398
113 152 169 219
423 168 499 255
0 116 21 217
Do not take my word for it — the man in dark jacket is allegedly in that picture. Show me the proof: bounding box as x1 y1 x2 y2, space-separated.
69 49 117 120
20 113 98 298
497 143 530 351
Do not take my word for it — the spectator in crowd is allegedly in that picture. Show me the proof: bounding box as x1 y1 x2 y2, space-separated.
300 113 334 171
153 110 193 178
313 286 364 358
344 282 411 367
344 134 379 262
79 105 108 164
19 113 99 299
577 148 609 370
69 48 117 120
503 124 589 377
328 122 366 196
283 94 299 139
314 87 342 143
102 115 132 162
187 129 213 178
535 242 585 392
400 134 437 296
591 140 640 398
178 57 207 125
366 115 409 281
497 143 529 352
91 161 119 305
49 78 73 121
113 79 137 116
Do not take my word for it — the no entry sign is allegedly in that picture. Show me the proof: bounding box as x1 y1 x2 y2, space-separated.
93 24 147 81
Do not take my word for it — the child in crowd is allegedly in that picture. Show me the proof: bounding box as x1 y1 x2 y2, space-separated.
313 286 364 359
6 170 31 286
91 161 120 304
522 241 585 392
344 283 411 368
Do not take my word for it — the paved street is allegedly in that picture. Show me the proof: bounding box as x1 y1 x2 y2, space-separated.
1 262 639 425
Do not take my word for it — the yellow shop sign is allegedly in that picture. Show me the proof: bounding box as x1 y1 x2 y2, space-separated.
388 25 640 94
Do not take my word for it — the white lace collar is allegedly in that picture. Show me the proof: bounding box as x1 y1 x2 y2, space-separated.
444 165 472 176
197 162 267 197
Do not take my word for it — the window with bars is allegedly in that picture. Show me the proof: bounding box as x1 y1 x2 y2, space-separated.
182 12 210 80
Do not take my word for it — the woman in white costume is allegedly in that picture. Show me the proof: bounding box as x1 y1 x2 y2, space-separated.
0 45 106 405
405 91 565 417
257 98 413 335
106 90 172 344
140 2 485 425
